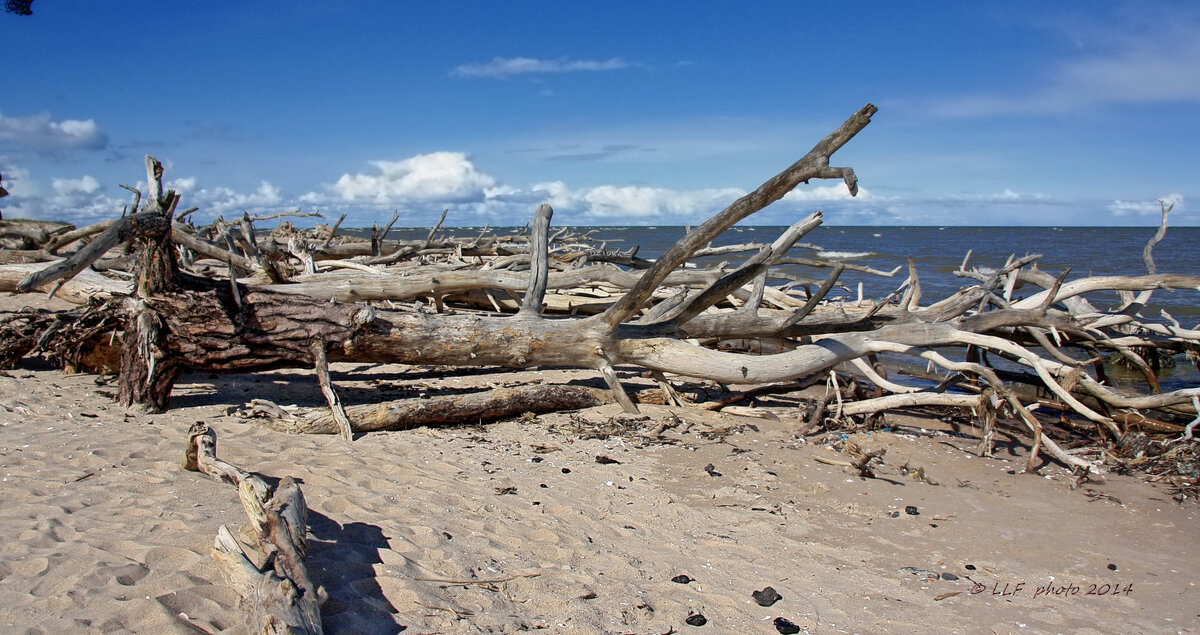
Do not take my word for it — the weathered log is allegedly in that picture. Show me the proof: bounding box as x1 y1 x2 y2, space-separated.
251 265 727 304
246 384 616 434
184 422 323 634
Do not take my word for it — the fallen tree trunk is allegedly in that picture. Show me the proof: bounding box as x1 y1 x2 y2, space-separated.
244 384 617 434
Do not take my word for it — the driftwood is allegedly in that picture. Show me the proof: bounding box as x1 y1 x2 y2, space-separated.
2 103 1199 479
243 384 618 434
183 422 323 634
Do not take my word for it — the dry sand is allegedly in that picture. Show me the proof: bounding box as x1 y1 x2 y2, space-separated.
1 291 1198 634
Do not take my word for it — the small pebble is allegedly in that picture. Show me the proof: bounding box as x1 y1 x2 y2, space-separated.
751 586 782 607
1107 563 1118 571
704 463 723 477
672 574 694 584
889 511 900 518
942 573 959 581
685 613 707 626
964 564 976 570
774 617 802 634
905 505 919 515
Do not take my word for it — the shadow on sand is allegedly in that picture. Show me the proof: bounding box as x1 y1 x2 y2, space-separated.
306 509 406 634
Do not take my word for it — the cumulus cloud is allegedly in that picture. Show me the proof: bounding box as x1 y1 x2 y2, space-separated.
185 181 283 216
527 180 744 221
295 151 888 226
6 172 123 224
452 56 630 79
578 185 745 219
169 177 198 192
0 112 108 152
50 175 101 198
1 168 296 225
327 152 499 204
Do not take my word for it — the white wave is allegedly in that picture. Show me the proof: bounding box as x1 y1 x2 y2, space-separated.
818 250 875 259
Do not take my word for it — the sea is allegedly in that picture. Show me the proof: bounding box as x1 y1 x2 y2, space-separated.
367 225 1200 391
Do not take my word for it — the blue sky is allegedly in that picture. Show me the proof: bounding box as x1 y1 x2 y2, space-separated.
1 1 1197 227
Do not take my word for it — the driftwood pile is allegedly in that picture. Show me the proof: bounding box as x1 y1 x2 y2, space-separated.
2 103 1199 631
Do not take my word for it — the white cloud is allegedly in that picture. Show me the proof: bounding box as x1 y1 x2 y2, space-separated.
0 160 34 198
452 56 630 79
0 112 108 151
525 180 745 221
185 181 283 216
8 171 124 224
783 182 869 201
51 175 101 197
329 152 498 204
170 177 198 192
531 181 572 210
45 175 121 221
1108 194 1183 217
578 185 745 219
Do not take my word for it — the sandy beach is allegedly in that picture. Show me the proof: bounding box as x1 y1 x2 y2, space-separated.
1 290 1197 635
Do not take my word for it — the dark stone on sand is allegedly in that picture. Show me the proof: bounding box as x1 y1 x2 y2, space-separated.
685 613 707 626
1108 563 1118 571
964 564 976 570
562 468 571 474
704 463 723 477
774 617 802 634
596 455 621 464
752 586 782 607
889 511 900 518
942 572 958 581
672 574 694 584
905 505 919 515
